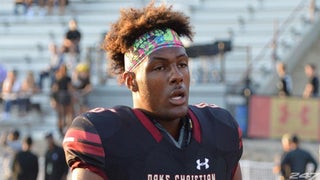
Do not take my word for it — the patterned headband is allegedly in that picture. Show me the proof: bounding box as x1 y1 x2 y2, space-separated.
124 28 184 71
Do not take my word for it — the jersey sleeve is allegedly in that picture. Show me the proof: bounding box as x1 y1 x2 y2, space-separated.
63 115 107 179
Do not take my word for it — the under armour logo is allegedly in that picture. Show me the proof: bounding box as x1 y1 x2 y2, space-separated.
196 158 209 170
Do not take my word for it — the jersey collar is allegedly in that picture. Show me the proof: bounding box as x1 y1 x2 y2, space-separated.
132 108 201 143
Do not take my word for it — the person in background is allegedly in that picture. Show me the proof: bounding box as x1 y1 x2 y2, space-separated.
280 134 318 180
72 62 92 115
276 62 292 97
44 133 69 180
20 71 40 115
63 2 243 179
58 0 68 15
1 69 22 120
11 136 39 180
62 18 82 65
51 64 74 137
273 133 293 179
38 43 64 91
303 63 319 98
13 0 27 15
1 129 22 180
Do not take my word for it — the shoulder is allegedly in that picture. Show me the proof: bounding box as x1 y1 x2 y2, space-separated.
66 106 134 139
84 105 133 118
31 152 38 159
299 148 313 156
189 103 243 155
62 107 135 173
84 105 135 126
189 103 237 127
189 103 230 114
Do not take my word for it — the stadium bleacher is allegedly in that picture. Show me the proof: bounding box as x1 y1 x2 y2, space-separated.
1 0 320 179
0 0 316 86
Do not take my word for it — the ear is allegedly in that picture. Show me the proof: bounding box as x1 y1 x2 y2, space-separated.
123 71 138 92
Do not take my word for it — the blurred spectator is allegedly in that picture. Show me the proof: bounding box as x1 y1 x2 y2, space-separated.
62 18 82 65
51 64 74 137
25 0 35 15
72 63 92 115
1 70 22 120
46 0 55 15
276 62 292 96
20 71 40 115
12 136 39 180
38 43 64 91
309 0 316 23
58 0 68 15
14 0 27 15
44 133 69 180
37 0 69 16
303 63 319 98
280 134 318 180
1 129 22 180
273 133 293 178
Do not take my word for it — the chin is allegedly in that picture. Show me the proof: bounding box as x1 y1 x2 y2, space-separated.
170 105 189 118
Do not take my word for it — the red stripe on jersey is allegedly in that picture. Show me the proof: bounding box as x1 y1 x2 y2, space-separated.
64 140 105 157
133 109 163 143
65 129 101 144
64 129 105 157
188 109 201 143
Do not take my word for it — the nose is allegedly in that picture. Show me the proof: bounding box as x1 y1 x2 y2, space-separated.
169 65 183 84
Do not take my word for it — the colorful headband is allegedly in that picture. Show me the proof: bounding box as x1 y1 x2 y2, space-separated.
124 28 184 71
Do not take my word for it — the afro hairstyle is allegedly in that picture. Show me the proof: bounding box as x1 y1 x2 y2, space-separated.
104 1 194 75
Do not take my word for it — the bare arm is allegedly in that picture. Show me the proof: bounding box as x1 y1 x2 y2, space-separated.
72 168 104 180
303 83 313 98
233 163 242 180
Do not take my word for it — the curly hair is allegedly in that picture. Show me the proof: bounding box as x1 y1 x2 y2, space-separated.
104 1 194 75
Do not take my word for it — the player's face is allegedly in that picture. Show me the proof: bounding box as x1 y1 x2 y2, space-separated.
133 46 190 121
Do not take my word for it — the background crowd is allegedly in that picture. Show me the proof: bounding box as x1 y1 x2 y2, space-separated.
1 129 68 180
0 17 91 138
14 0 69 16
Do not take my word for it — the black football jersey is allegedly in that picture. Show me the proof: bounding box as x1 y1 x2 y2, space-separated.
63 103 243 180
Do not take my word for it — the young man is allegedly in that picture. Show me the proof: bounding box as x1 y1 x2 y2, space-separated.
280 134 318 180
276 62 292 96
303 63 319 98
12 136 39 180
1 129 22 180
63 2 243 180
44 133 69 180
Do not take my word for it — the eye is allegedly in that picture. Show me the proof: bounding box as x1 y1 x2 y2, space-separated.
153 66 165 71
178 62 188 68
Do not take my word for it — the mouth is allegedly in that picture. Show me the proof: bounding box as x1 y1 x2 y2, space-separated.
169 88 187 105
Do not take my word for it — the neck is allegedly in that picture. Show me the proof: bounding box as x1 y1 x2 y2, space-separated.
157 118 182 140
141 110 183 140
